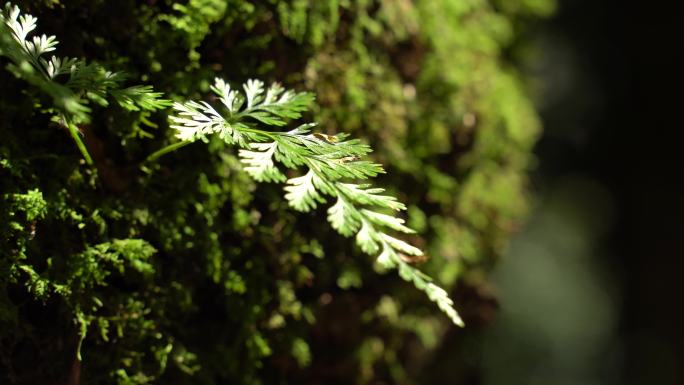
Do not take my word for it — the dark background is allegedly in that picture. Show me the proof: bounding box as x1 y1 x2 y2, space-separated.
530 0 683 384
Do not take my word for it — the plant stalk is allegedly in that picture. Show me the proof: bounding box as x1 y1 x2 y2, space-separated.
144 140 193 163
64 116 93 165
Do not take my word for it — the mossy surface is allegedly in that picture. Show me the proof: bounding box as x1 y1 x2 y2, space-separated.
0 1 553 383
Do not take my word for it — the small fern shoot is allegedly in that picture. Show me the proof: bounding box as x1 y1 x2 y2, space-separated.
161 78 464 326
0 2 171 164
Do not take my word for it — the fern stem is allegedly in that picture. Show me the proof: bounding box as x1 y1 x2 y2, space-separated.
64 116 93 165
145 126 279 165
144 140 193 163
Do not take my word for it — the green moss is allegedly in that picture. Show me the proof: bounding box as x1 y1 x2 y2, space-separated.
0 0 554 384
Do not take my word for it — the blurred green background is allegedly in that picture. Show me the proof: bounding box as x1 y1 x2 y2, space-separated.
472 1 684 384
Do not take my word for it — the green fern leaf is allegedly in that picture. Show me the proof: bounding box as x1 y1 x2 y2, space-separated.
165 77 465 327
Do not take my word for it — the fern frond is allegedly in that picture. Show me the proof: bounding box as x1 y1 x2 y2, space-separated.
1 3 171 166
166 77 465 327
1 3 170 120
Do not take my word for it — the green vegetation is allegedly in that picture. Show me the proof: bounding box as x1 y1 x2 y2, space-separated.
1 0 554 384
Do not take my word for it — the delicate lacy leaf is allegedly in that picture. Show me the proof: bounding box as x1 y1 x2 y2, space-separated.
356 220 380 255
40 55 78 79
167 77 465 326
381 234 423 256
206 77 314 127
239 142 286 183
110 85 172 112
1 2 170 124
211 77 243 113
243 79 265 109
327 197 361 237
284 169 325 211
170 101 237 143
362 209 415 234
337 183 405 211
